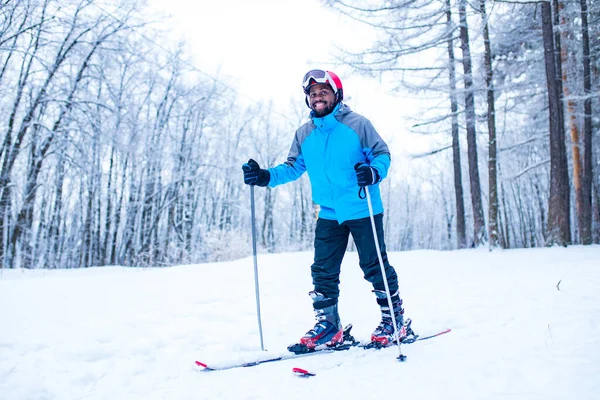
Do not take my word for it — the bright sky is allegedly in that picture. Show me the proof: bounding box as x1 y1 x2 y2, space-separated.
145 0 436 160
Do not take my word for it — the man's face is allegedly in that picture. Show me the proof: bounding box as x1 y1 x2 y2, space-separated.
308 83 336 117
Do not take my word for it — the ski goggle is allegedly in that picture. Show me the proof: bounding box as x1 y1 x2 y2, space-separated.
302 70 338 94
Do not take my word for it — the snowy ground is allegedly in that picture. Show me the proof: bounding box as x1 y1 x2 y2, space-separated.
1 246 600 400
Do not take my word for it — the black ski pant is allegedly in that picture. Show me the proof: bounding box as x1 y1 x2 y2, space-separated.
311 213 398 305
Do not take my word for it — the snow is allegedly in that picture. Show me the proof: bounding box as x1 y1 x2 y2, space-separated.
1 246 600 399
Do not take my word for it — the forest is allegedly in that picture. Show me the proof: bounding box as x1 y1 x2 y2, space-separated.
0 0 598 269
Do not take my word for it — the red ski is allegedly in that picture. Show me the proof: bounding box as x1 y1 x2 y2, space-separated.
292 367 316 377
195 325 451 372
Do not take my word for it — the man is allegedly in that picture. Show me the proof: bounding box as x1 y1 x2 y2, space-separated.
242 69 407 352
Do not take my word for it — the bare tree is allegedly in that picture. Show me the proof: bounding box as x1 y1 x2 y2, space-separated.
556 1 586 244
480 0 499 249
579 0 594 244
457 0 486 246
445 0 467 249
541 1 571 246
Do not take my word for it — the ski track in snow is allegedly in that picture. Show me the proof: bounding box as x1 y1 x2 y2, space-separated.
1 246 600 399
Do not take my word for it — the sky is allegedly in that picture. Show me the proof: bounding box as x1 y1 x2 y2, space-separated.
145 0 438 159
2 245 600 399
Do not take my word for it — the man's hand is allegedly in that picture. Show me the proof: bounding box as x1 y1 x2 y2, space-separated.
242 159 270 187
354 163 380 187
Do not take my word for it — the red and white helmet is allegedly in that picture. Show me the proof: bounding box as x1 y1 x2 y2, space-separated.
302 69 344 107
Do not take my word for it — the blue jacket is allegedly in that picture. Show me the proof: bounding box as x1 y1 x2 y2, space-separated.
267 103 391 223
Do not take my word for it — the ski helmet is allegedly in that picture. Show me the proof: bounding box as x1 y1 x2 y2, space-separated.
302 69 343 107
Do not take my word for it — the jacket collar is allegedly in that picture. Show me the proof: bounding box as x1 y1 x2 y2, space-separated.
310 102 346 129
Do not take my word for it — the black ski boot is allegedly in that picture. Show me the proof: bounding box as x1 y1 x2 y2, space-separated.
287 291 347 354
368 290 413 348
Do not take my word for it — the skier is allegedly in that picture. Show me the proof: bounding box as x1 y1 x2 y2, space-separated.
242 69 406 351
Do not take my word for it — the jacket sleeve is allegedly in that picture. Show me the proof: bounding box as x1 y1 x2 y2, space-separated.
267 133 306 187
370 153 390 181
360 118 391 181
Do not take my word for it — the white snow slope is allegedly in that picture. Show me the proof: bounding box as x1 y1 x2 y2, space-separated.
1 246 600 400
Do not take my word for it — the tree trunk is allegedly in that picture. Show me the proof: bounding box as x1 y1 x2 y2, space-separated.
9 127 41 268
579 0 593 244
480 0 499 249
542 2 571 246
103 148 115 265
594 180 600 243
552 0 568 146
557 1 584 244
446 0 467 249
499 178 511 248
458 0 486 246
45 151 66 268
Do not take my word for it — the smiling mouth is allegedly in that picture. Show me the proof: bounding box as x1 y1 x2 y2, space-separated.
312 101 326 108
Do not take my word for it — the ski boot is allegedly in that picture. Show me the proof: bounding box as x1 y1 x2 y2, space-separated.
287 291 346 354
366 290 414 348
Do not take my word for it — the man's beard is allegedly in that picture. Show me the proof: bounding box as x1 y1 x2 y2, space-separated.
312 101 336 117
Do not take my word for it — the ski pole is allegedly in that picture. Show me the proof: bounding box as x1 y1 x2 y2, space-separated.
250 185 265 351
364 187 406 361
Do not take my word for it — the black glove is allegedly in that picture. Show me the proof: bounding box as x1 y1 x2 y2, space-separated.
354 163 380 187
242 159 270 187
